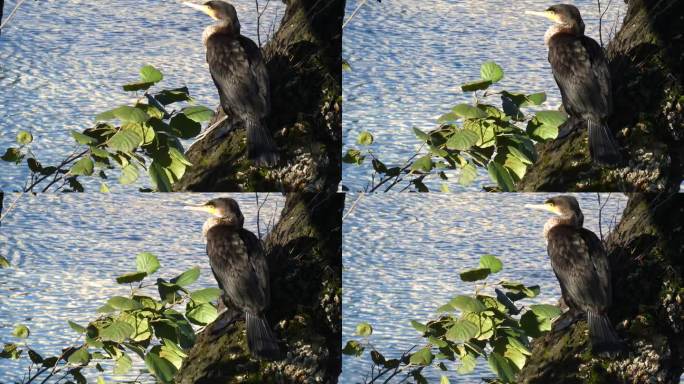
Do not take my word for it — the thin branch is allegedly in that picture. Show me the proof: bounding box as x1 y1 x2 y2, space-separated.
342 0 369 29
342 193 364 221
0 0 29 31
0 191 25 223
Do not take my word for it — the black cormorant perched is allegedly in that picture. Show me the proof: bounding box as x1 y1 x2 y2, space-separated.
526 196 624 355
184 1 279 166
185 197 280 359
526 4 622 166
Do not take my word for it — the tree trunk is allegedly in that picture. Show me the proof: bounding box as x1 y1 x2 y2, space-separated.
518 0 684 192
175 0 343 193
175 192 343 383
518 193 684 383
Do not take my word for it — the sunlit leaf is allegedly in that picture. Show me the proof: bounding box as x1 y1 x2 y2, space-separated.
149 161 173 192
452 104 487 119
409 347 433 366
140 65 163 84
144 351 177 383
411 155 433 173
136 252 160 274
488 351 516 383
12 325 29 339
70 157 94 176
448 295 486 313
480 61 504 83
446 130 479 151
479 255 503 273
181 106 214 123
530 304 562 319
355 322 373 337
67 346 90 365
100 321 135 343
107 296 142 310
445 319 478 341
68 321 86 334
357 131 374 145
487 162 515 192
16 131 33 145
186 303 218 325
189 288 222 304
171 267 200 287
108 129 142 153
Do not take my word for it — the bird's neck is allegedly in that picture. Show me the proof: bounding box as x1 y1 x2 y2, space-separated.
202 217 241 238
202 20 240 45
544 24 581 45
543 214 583 238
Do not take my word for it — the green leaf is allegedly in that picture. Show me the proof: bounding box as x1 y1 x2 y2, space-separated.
97 106 149 123
149 161 173 192
535 110 567 127
342 340 364 357
458 163 477 186
145 352 177 383
69 157 94 176
107 296 142 310
449 295 486 313
440 375 451 384
409 347 433 366
99 183 110 193
136 252 160 274
100 321 135 343
446 130 479 151
108 129 142 153
67 346 90 365
527 120 559 141
411 155 433 173
480 61 504 83
97 377 107 384
123 81 155 92
68 321 86 334
182 106 214 123
186 303 218 325
487 162 515 192
357 131 374 145
437 112 459 123
413 127 429 141
410 320 427 334
113 354 132 375
355 322 373 337
508 145 533 164
1 148 23 163
189 288 222 304
530 304 562 319
172 266 200 287
488 351 516 383
445 319 479 341
479 255 503 273
0 256 10 268
461 79 492 92
16 131 33 145
118 164 140 185
12 325 29 338
525 92 547 105
155 87 191 105
459 268 491 282
457 352 477 374
116 272 148 284
140 65 163 84
452 104 487 119
520 310 551 338
28 349 43 364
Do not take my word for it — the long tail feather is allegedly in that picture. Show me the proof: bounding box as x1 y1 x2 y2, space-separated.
246 120 279 167
587 119 622 166
246 312 280 360
588 310 626 356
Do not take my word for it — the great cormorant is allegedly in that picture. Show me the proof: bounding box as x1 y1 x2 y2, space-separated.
526 4 622 166
185 197 280 359
526 196 624 355
184 1 279 166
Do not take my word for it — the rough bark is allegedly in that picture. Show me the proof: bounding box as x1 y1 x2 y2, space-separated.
519 0 684 192
175 192 343 384
175 0 343 193
518 193 684 383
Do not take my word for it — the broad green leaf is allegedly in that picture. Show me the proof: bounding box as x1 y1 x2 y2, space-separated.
182 106 214 123
342 149 365 165
357 131 374 145
97 106 149 123
527 121 559 141
116 272 148 284
452 104 487 119
525 92 547 105
458 163 477 186
1 148 23 163
413 127 429 141
437 112 459 123
488 351 516 383
480 61 504 83
446 130 479 151
90 147 109 159
457 352 477 374
155 87 192 105
170 113 202 139
67 346 90 365
445 319 479 341
504 154 527 180
68 321 86 334
355 322 372 337
410 320 427 333
149 161 173 192
448 295 486 313
487 162 515 192
16 131 33 145
535 110 567 127
97 377 107 384
0 256 10 268
27 349 43 364
69 157 94 176
71 131 98 145
530 304 562 319
107 296 142 310
123 81 155 92
186 303 218 325
136 252 160 274
140 65 163 84
126 122 155 146
172 267 200 287
145 352 177 383
505 346 527 370
508 146 533 164
410 155 433 173
113 353 132 375
119 164 140 185
507 336 531 356
100 321 135 343
108 129 142 153
479 255 503 273
459 268 491 282
12 325 29 338
99 183 110 193
440 375 451 384
342 340 364 357
520 310 551 338
409 347 433 366
461 79 492 92
189 288 222 304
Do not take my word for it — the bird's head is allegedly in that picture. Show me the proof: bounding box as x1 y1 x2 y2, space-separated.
183 1 240 31
184 197 244 228
525 195 584 226
525 4 585 35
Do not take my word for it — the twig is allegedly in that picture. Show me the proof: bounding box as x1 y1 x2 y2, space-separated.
342 0 369 29
0 0 29 31
0 191 25 223
342 193 364 221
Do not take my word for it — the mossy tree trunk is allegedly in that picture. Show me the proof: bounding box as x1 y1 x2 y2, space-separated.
518 193 684 383
175 0 343 192
175 192 343 383
519 0 684 192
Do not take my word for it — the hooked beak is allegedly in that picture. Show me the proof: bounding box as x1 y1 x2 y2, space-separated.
182 2 218 19
524 203 561 215
524 10 561 23
183 204 216 215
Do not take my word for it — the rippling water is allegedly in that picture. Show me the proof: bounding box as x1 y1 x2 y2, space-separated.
342 0 626 191
342 193 628 382
0 0 283 191
0 193 283 382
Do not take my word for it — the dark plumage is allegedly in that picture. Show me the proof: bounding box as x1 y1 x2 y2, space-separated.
186 197 279 359
528 196 625 355
185 1 279 166
529 4 621 165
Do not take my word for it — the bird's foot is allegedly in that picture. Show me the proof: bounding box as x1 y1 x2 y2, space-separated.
552 310 584 332
207 309 242 340
556 119 580 141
